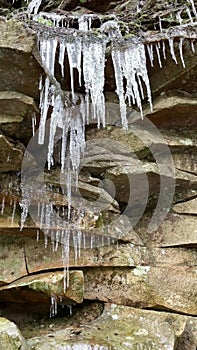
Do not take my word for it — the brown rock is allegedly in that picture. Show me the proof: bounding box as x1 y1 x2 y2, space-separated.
0 91 38 144
0 317 28 350
0 20 43 99
0 134 24 172
0 270 84 305
137 212 197 247
84 266 197 314
173 198 197 215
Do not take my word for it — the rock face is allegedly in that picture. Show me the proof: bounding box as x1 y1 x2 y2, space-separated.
26 304 197 350
0 0 197 349
0 317 28 350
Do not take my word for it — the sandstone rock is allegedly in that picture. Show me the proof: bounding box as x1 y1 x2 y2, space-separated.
26 304 197 350
173 198 197 215
0 134 24 172
28 336 109 350
137 212 197 247
84 266 197 314
1 233 197 284
0 234 27 285
0 271 84 306
172 150 197 175
105 158 196 206
0 20 43 99
145 95 197 129
0 317 28 350
0 91 38 144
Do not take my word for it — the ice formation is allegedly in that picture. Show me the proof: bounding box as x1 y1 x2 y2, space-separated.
169 38 178 64
27 0 42 15
112 42 153 122
66 38 82 99
15 0 197 300
1 197 5 215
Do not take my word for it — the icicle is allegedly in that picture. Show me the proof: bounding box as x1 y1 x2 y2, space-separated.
44 231 48 248
61 123 68 173
42 38 58 76
62 230 70 291
32 114 36 137
155 42 162 68
162 40 166 60
59 41 66 78
83 232 86 249
45 203 53 231
113 42 153 120
40 202 45 229
69 113 86 173
47 94 65 169
38 76 50 144
124 43 153 114
55 230 60 251
169 38 178 64
78 15 89 31
11 200 16 225
83 38 106 127
146 43 154 67
77 230 82 258
191 39 195 53
51 230 55 252
27 0 42 15
36 229 40 242
176 10 183 25
188 0 197 19
179 38 185 68
1 197 5 215
90 235 94 249
50 294 57 317
111 48 127 128
73 231 78 264
20 199 30 231
158 17 163 32
68 305 72 315
66 165 72 220
38 36 58 145
66 38 82 100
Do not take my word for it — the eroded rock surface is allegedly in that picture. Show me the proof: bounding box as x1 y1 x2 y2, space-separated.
0 317 28 350
26 304 197 350
0 0 197 349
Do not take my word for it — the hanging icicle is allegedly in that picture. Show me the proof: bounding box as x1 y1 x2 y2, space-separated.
179 38 185 68
27 0 42 15
83 38 106 127
59 41 66 78
169 38 178 64
112 42 153 122
155 42 162 68
66 37 82 100
146 43 154 67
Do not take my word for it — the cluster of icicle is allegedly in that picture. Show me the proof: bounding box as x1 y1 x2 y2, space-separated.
0 196 17 226
18 0 197 296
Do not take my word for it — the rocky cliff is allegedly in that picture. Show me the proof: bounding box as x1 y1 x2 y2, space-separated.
0 1 197 349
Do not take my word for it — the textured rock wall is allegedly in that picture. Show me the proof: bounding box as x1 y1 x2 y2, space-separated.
0 1 197 349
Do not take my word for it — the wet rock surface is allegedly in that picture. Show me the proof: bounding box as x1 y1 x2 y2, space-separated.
0 0 197 349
